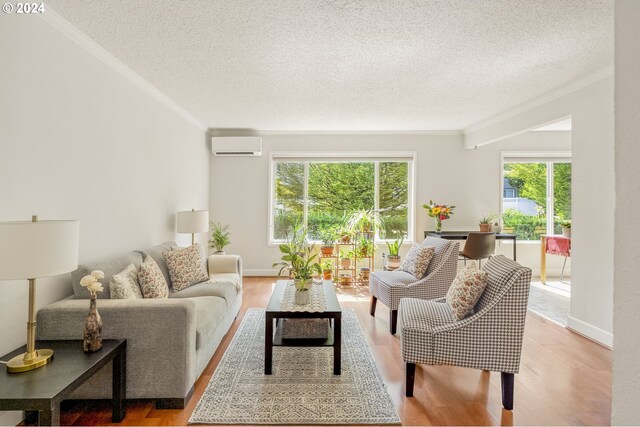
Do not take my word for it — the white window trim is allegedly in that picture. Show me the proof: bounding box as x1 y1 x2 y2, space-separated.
268 151 417 246
500 151 571 241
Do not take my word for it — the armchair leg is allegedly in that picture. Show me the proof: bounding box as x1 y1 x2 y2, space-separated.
370 296 377 316
501 372 514 410
405 363 416 397
390 310 398 335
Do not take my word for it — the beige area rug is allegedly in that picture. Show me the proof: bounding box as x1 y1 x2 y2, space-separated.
189 308 401 425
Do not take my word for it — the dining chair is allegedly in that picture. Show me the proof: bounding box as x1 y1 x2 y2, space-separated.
459 232 496 267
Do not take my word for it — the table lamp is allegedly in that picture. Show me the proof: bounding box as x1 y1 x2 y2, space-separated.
177 209 209 245
0 216 79 373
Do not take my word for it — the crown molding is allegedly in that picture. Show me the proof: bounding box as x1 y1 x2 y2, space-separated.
39 7 207 132
463 66 614 135
208 129 463 137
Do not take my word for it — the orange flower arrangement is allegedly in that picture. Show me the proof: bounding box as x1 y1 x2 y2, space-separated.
423 200 455 232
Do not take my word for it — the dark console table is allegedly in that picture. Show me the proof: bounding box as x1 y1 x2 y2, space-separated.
0 339 126 426
425 231 517 261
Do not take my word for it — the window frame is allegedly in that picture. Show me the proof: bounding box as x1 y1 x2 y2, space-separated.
500 151 572 242
268 151 417 245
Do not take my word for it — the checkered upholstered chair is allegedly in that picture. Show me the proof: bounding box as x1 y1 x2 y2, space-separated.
369 237 459 334
398 255 532 410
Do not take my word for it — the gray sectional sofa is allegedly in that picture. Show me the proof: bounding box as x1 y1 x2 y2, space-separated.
36 241 242 408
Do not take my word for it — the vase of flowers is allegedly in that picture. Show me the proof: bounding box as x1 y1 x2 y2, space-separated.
80 270 105 353
423 200 455 233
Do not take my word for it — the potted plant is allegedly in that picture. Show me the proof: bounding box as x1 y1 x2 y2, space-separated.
385 236 404 268
209 222 231 254
338 226 353 243
319 226 338 256
321 259 334 280
272 226 322 305
423 200 455 233
479 214 497 232
346 209 385 235
357 235 374 258
561 220 571 238
339 248 352 269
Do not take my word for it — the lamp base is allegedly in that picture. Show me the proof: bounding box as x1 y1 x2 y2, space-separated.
6 349 54 373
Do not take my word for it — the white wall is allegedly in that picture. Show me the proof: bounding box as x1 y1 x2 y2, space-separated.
210 131 569 276
0 14 208 425
612 1 640 423
464 77 614 347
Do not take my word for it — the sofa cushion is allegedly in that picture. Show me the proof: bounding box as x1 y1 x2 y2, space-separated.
137 241 176 289
398 244 435 279
192 296 227 350
138 256 169 299
170 278 240 306
446 263 488 320
72 252 143 299
370 270 417 287
399 298 457 333
162 244 209 291
109 264 143 299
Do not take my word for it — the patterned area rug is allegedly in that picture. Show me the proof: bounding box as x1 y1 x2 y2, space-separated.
189 308 400 425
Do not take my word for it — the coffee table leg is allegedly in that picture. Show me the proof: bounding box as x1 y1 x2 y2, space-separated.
265 314 273 375
39 405 59 426
333 315 341 375
112 345 127 422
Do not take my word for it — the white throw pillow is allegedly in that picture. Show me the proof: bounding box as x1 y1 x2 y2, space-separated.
109 263 143 299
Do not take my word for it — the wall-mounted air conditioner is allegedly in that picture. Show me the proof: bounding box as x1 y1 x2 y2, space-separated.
211 136 262 156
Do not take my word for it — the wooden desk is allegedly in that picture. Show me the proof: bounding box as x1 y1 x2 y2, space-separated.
540 234 571 284
425 231 517 261
0 339 126 426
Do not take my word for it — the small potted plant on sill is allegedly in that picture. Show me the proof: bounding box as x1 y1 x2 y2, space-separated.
479 214 497 232
321 259 334 280
209 222 231 254
385 236 404 268
561 220 571 238
273 226 321 305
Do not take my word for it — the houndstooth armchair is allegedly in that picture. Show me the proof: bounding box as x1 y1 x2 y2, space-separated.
369 237 459 334
398 255 532 410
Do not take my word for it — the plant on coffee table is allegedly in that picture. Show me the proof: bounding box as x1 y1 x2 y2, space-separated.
273 226 321 304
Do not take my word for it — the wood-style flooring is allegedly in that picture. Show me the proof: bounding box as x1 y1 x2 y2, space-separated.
50 278 612 426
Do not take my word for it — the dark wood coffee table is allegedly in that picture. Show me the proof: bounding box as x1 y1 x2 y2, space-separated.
0 339 126 426
265 280 342 375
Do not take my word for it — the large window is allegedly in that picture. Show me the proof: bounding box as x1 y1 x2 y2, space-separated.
270 154 414 243
502 153 571 241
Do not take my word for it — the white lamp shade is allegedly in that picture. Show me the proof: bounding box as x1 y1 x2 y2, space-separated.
0 220 79 280
177 210 209 234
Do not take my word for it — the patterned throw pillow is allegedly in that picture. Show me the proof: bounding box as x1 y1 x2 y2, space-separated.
162 244 209 292
138 255 169 298
109 263 143 299
446 262 489 320
398 244 435 279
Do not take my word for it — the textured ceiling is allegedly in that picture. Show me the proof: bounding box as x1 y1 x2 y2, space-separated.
47 0 613 131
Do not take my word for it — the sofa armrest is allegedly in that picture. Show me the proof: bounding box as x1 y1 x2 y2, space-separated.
208 255 242 277
37 297 198 399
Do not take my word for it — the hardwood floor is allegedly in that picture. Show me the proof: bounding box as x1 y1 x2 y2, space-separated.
52 278 612 426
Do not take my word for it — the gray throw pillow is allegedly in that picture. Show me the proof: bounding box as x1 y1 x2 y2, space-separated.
109 263 143 299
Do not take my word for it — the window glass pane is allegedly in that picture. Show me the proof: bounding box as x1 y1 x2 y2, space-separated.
273 162 303 240
503 162 547 240
553 162 572 234
307 162 375 240
379 162 409 239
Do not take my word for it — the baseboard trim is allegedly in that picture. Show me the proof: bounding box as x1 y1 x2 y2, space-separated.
244 269 278 277
566 316 613 348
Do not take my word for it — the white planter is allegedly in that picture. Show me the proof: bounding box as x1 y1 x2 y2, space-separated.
387 255 401 268
295 289 311 305
562 227 571 238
